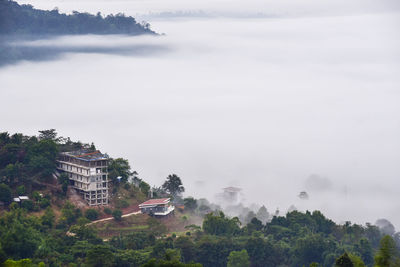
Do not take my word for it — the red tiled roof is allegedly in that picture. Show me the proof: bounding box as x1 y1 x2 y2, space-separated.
139 198 170 207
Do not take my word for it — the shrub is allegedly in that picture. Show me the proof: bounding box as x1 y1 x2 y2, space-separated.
124 183 131 190
16 185 25 195
56 217 68 229
0 183 12 205
139 181 150 195
183 197 198 211
113 209 123 221
21 200 34 211
227 249 250 267
32 191 42 201
85 209 99 221
104 207 112 215
39 198 50 209
116 199 129 209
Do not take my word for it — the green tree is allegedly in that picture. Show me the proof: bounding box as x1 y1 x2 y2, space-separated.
227 250 250 267
114 249 151 267
202 211 240 236
162 174 185 197
58 172 69 195
292 234 331 266
348 254 366 267
38 129 58 141
174 236 196 263
21 200 34 211
26 139 58 177
113 209 123 221
39 197 50 209
86 245 114 267
104 207 112 214
183 197 197 212
1 163 23 186
41 207 55 228
165 248 182 262
374 235 400 267
85 209 99 221
335 253 354 267
69 223 99 242
0 183 12 205
3 258 33 267
108 158 131 183
246 217 263 234
245 237 273 267
1 214 40 259
195 236 235 267
61 201 78 225
142 259 202 267
140 181 151 196
256 205 269 224
70 240 94 259
355 238 373 266
0 243 6 264
16 185 25 195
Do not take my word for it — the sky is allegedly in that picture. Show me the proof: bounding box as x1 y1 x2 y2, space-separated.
1 0 400 227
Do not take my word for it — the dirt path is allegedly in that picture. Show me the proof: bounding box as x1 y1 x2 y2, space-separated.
66 209 143 237
87 210 142 225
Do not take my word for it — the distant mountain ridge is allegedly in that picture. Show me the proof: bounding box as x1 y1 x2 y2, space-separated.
0 0 156 36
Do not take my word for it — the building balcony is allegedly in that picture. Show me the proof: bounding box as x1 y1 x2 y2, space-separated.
154 205 175 216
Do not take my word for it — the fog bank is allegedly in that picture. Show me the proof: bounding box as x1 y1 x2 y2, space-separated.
1 2 400 228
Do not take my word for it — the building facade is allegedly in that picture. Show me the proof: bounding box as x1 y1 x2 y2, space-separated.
56 150 109 206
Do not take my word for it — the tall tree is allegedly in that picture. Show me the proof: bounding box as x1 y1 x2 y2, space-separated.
38 129 58 141
26 139 58 177
108 158 132 183
227 250 250 267
335 253 354 267
183 197 197 212
202 211 240 236
58 172 69 195
162 174 185 197
0 183 12 205
256 205 269 224
374 235 400 267
174 236 196 263
86 245 115 267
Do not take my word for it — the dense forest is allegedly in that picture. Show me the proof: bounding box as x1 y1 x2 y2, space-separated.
0 0 155 35
1 130 400 267
0 0 158 66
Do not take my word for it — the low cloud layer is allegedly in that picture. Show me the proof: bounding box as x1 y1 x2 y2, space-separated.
16 0 400 18
1 2 400 228
0 35 168 67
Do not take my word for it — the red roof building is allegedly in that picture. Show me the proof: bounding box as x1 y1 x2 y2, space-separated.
139 198 175 216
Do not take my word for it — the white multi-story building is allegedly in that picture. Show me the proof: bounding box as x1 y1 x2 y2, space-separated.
56 150 109 206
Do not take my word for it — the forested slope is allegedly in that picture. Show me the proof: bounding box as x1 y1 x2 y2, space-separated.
1 130 400 267
0 0 155 35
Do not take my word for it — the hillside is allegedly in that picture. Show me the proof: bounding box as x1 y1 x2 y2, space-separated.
0 0 155 35
1 130 400 267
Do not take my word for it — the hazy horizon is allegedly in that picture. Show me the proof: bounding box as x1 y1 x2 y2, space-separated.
1 0 400 229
